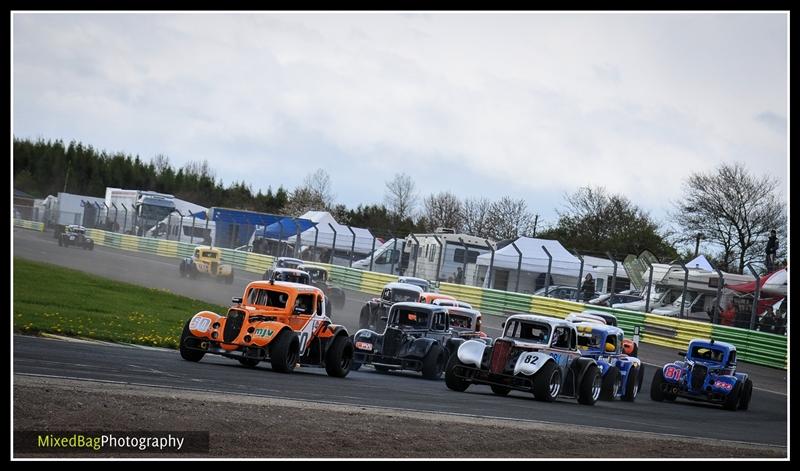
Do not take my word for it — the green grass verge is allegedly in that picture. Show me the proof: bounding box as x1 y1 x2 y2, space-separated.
13 257 228 348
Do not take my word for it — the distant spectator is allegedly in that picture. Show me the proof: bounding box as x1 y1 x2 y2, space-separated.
454 267 464 284
581 274 595 302
758 307 777 333
765 229 778 271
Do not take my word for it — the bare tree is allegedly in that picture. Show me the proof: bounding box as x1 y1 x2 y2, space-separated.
462 197 493 238
183 159 215 179
302 168 335 208
422 191 463 232
671 163 786 273
151 154 171 175
284 186 327 217
384 173 418 221
485 196 535 241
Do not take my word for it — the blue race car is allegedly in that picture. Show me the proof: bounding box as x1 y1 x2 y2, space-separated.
650 339 753 411
575 322 644 401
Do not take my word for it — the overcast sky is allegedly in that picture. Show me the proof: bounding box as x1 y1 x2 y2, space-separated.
12 12 788 229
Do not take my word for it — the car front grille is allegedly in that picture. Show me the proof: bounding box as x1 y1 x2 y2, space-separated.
490 339 513 374
382 328 403 357
223 310 245 343
691 364 708 390
211 262 219 274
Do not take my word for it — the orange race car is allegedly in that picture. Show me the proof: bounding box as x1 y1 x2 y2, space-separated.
418 292 456 304
179 280 353 377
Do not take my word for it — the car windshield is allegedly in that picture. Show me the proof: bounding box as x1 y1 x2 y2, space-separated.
691 346 725 363
202 251 217 259
505 320 551 343
305 268 325 281
449 314 473 330
392 289 420 303
391 308 430 329
247 288 289 309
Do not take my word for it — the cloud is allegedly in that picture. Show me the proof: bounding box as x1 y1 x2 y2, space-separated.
12 12 788 223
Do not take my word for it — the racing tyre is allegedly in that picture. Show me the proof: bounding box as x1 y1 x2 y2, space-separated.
188 263 198 279
88 240 94 251
491 385 511 396
650 368 675 401
325 335 353 378
238 357 259 368
600 366 622 400
421 344 446 380
738 378 753 411
532 361 562 402
723 381 743 411
269 330 299 373
444 354 470 392
578 364 602 405
623 365 642 402
179 320 205 362
350 361 362 372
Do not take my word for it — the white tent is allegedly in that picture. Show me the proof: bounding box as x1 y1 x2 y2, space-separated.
476 237 581 277
294 211 376 254
686 254 714 271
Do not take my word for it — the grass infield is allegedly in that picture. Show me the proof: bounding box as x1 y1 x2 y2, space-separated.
13 258 227 348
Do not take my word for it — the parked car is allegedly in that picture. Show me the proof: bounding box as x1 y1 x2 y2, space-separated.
58 225 94 250
445 314 602 405
574 322 644 401
352 302 464 379
588 293 643 307
359 282 424 331
179 246 234 284
179 280 353 377
533 285 596 301
650 339 753 411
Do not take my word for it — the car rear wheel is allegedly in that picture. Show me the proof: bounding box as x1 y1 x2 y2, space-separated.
738 379 753 411
600 366 621 400
421 344 445 380
532 361 561 402
723 381 743 411
623 365 643 402
650 368 675 401
324 335 353 378
578 364 601 405
444 354 470 392
179 320 205 362
269 330 299 373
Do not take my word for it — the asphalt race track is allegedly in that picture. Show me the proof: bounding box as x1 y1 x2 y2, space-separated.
13 228 788 448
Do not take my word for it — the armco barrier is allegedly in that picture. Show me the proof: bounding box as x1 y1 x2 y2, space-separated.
13 219 45 232
71 228 788 370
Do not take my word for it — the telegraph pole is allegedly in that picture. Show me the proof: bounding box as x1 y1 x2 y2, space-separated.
532 214 539 237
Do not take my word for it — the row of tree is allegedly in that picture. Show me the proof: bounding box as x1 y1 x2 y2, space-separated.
13 137 786 273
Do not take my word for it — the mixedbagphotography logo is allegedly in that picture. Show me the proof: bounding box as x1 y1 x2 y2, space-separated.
14 431 209 454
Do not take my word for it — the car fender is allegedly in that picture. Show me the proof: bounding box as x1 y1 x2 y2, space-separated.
247 321 287 347
513 352 554 376
445 337 465 355
659 362 685 384
457 339 486 368
405 337 437 359
188 311 223 337
571 357 598 385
